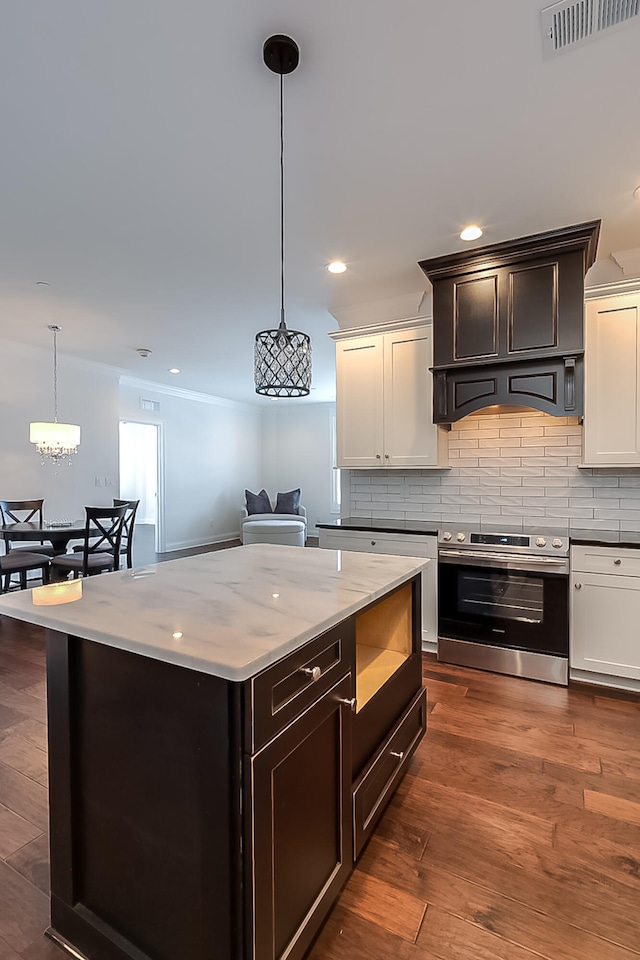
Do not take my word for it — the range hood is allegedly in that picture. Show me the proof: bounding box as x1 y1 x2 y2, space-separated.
418 220 601 424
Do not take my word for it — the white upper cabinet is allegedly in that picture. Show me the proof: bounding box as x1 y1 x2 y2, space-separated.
583 284 640 466
333 321 448 469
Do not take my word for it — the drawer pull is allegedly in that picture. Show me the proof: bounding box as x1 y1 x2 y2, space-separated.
390 750 405 760
338 696 357 711
574 583 582 590
614 559 622 565
301 665 322 681
371 540 376 546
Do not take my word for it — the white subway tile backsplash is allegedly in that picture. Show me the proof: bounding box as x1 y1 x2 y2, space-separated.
345 410 636 529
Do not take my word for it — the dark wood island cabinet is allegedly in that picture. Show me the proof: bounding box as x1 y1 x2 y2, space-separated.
0 544 428 960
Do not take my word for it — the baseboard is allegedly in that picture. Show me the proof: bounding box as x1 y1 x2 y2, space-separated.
570 668 640 694
421 637 437 654
163 531 240 552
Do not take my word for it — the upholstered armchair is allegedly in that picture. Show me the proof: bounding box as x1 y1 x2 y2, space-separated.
240 503 307 546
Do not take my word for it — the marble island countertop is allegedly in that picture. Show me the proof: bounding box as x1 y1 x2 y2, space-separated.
0 544 429 682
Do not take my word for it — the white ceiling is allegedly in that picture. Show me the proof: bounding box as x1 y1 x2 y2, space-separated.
1 1 639 405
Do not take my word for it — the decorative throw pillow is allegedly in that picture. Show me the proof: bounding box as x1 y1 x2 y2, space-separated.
275 488 301 515
245 489 272 515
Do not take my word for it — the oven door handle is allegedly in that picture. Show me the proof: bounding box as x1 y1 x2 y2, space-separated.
438 549 569 573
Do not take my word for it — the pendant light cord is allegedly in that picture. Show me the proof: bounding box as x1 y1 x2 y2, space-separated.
52 327 59 423
279 71 286 330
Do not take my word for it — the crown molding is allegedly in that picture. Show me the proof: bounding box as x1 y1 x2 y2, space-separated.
584 278 640 300
119 375 258 412
328 315 432 341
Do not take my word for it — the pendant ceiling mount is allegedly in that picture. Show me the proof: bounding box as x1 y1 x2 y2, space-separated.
263 35 299 75
254 34 312 399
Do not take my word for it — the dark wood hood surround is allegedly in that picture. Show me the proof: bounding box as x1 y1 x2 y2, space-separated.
419 221 601 424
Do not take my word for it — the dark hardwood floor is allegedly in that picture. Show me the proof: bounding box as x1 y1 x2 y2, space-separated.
1 617 639 960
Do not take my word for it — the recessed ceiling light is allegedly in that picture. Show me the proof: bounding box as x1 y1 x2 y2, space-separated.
460 226 483 242
168 367 181 374
327 260 347 274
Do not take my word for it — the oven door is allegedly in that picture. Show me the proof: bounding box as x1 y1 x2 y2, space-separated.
438 552 569 657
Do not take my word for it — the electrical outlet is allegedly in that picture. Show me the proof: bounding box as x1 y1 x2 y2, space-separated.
95 476 103 487
105 477 114 487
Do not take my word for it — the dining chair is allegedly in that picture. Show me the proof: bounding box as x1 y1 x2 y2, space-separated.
0 499 66 557
51 506 128 580
72 499 140 569
0 547 51 593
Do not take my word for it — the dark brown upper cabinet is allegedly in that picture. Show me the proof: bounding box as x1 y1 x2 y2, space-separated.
419 221 601 424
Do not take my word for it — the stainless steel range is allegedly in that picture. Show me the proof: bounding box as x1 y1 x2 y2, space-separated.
438 528 569 685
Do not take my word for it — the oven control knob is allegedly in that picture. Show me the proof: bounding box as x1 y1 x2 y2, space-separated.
442 531 452 541
552 538 564 549
456 533 466 542
536 537 546 547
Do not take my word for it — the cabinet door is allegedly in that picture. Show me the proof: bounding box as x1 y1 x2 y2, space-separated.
584 294 640 466
571 572 640 680
335 335 384 467
383 327 441 467
248 674 353 960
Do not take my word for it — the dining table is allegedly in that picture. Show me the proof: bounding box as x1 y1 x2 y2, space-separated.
0 520 91 554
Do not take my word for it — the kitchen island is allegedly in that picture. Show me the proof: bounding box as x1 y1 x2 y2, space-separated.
0 543 428 960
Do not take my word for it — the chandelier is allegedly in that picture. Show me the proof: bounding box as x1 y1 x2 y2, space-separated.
29 324 81 465
254 35 312 398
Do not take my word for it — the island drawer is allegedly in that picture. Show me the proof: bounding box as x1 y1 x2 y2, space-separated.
247 619 356 753
352 686 426 859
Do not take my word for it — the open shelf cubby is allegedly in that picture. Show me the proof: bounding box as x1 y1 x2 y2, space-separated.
355 581 413 712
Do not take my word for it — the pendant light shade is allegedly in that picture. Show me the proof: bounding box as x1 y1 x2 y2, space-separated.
30 324 81 464
254 35 312 398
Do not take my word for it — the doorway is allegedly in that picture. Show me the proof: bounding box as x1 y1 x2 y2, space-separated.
119 421 164 563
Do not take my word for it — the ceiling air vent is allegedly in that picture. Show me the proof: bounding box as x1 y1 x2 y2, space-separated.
542 0 639 56
140 398 160 412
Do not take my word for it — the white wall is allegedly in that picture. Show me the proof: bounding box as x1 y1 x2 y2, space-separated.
119 379 263 551
262 402 337 533
0 338 119 519
346 407 640 532
0 339 334 552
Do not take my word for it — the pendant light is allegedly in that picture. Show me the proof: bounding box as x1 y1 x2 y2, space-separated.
29 324 81 464
254 35 312 398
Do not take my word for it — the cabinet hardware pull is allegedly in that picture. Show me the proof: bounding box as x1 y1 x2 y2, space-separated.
376 453 381 459
338 697 357 711
574 583 582 590
371 540 376 546
301 666 322 681
614 559 622 565
384 454 390 459
390 750 404 760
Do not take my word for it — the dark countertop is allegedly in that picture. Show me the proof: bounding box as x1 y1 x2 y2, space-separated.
317 517 438 536
570 529 640 548
318 518 640 549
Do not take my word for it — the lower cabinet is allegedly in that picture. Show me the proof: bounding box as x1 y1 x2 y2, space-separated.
249 675 354 960
318 528 438 649
247 574 426 959
571 545 640 683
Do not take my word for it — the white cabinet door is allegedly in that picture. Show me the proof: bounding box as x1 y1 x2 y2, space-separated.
383 327 439 467
334 323 447 469
571 571 640 681
318 529 438 648
335 336 384 468
584 293 640 466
